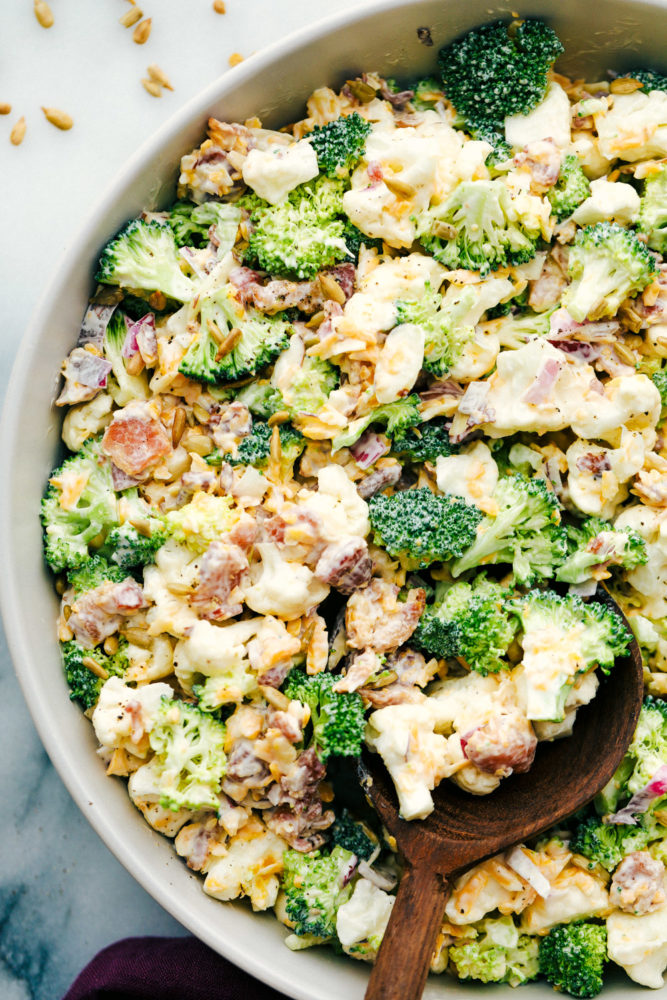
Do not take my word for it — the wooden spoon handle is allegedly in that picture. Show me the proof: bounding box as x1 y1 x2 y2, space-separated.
364 861 449 1000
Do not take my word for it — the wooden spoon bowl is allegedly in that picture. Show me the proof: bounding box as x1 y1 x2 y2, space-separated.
361 589 644 1000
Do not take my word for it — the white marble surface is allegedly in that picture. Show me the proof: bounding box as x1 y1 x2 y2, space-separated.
0 2 361 997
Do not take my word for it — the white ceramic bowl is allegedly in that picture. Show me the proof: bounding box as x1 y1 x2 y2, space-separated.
3 0 667 996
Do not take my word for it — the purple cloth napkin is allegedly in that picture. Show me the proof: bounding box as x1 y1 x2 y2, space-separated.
63 936 291 1000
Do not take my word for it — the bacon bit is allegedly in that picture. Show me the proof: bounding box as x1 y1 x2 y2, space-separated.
102 401 171 477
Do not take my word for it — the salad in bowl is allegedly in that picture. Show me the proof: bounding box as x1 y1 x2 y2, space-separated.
41 15 667 998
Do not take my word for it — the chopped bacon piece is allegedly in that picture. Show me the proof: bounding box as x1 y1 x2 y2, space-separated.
357 465 402 499
192 541 248 619
102 401 171 477
314 538 372 594
576 452 611 476
463 714 537 777
610 852 666 915
67 578 147 647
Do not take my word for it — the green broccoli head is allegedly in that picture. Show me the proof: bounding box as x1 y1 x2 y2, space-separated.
449 917 539 987
308 112 372 178
539 921 607 998
409 77 446 112
332 395 421 451
283 668 365 762
233 380 284 418
178 286 292 384
413 576 517 673
570 813 655 871
67 554 128 594
638 165 667 254
369 487 483 570
493 308 554 349
95 218 194 303
652 368 667 426
102 487 169 570
243 177 349 279
548 154 591 222
166 200 241 250
331 810 378 860
626 696 667 795
342 220 384 261
396 278 512 375
287 357 340 417
391 418 454 464
556 517 648 584
420 180 541 275
61 638 129 710
212 419 305 476
563 222 658 322
452 475 566 585
623 69 667 93
465 119 513 167
41 437 119 572
148 696 227 810
282 846 356 938
438 19 563 128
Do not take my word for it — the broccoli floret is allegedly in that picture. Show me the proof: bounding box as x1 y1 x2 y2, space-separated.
102 309 150 406
638 165 667 254
438 19 563 129
287 357 339 417
652 368 667 426
147 696 227 811
342 220 383 261
283 668 365 763
234 380 284 418
452 475 566 585
595 697 667 816
67 554 128 594
450 917 539 987
95 218 194 302
570 814 656 871
623 69 667 93
178 285 292 384
548 154 591 221
164 493 236 554
562 222 658 322
101 487 169 570
282 846 356 939
556 516 648 584
211 420 305 476
61 638 129 710
331 810 378 860
396 278 510 375
493 308 554 348
243 177 349 279
41 437 119 572
166 200 241 250
419 180 542 275
368 487 483 571
539 922 607 998
391 418 454 463
308 112 372 178
464 119 513 166
332 395 421 451
413 576 517 672
409 77 446 112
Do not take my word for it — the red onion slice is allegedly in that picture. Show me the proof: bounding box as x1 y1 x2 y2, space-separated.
351 431 390 469
606 765 667 825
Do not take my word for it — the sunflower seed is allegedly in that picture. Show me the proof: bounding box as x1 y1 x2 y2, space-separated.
42 107 73 130
147 64 173 91
10 117 26 146
133 18 152 44
34 0 54 28
120 6 143 27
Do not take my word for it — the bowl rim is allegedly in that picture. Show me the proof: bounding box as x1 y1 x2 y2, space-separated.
3 0 667 996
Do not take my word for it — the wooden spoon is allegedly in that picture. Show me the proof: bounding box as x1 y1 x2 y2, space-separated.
361 589 644 1000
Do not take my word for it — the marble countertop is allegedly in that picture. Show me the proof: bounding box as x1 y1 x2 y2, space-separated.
0 2 360 996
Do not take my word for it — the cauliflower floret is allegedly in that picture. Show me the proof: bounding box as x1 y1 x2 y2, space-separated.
336 878 395 959
61 392 113 452
244 543 329 619
92 675 173 754
365 701 464 820
450 339 660 446
374 323 425 404
298 465 370 543
445 856 532 925
436 441 499 512
607 901 667 988
505 82 571 150
520 866 610 933
172 618 263 704
615 505 667 619
128 759 196 836
203 815 287 910
241 139 318 205
429 672 520 734
566 431 646 519
572 177 641 226
595 90 667 162
143 540 200 637
569 133 611 180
